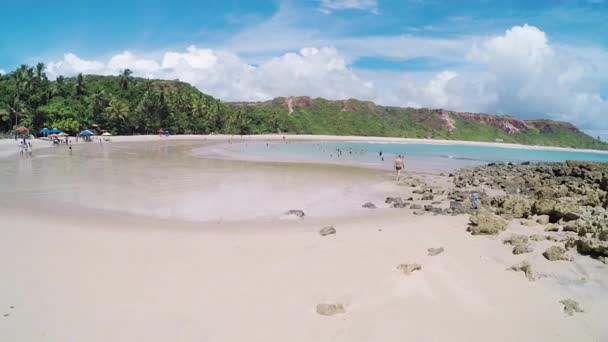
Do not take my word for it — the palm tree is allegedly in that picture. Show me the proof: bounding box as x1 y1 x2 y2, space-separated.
34 62 47 81
119 69 133 91
51 76 66 98
74 73 86 96
105 97 129 130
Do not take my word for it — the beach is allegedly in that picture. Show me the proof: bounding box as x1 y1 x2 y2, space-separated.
0 135 606 341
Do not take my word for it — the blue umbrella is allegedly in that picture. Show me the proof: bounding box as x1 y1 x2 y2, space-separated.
39 128 50 134
79 130 94 136
49 128 62 134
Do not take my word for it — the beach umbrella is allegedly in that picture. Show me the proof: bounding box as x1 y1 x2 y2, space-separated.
79 130 94 136
58 132 68 137
15 126 29 132
49 128 62 134
39 128 50 134
101 132 112 136
49 133 59 137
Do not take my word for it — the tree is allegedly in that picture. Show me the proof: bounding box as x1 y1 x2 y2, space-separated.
105 97 129 132
74 73 86 96
34 62 47 81
51 76 67 98
119 69 133 91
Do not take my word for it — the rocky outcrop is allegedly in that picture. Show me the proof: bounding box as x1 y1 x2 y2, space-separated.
285 96 312 114
362 202 377 209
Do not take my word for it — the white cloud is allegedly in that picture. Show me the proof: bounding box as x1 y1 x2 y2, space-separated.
317 0 379 14
46 46 374 102
44 24 608 131
0 69 5 75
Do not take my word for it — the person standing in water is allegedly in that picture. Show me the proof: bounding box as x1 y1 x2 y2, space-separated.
394 155 405 181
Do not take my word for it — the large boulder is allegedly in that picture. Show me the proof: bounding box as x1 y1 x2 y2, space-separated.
427 247 445 256
532 199 556 216
467 211 508 235
536 215 550 225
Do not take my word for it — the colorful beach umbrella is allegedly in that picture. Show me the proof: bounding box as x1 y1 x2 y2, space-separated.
101 132 112 136
39 127 50 134
79 130 94 136
49 128 62 134
58 132 68 137
15 126 29 132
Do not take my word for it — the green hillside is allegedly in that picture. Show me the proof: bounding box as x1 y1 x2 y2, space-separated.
1 63 606 150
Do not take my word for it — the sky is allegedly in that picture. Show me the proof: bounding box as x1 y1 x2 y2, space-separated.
0 0 607 137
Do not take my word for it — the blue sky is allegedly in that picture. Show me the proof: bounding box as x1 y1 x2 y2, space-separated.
1 0 607 136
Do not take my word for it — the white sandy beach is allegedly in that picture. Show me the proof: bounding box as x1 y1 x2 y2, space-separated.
0 135 606 341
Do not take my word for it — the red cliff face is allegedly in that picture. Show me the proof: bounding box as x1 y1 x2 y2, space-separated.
526 120 579 133
452 112 528 134
285 96 312 114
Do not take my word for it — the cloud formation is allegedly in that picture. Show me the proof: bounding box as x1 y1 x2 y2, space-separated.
317 0 379 14
45 25 607 130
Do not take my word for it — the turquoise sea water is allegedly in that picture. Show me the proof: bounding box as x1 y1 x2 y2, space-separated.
229 141 608 173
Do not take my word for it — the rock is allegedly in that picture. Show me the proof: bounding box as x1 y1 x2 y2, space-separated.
319 226 336 236
421 194 434 201
431 207 444 215
507 261 538 281
491 195 532 218
503 234 529 246
386 197 409 208
532 199 556 216
431 201 442 205
285 210 305 218
467 210 508 235
423 205 434 211
529 234 548 242
520 219 537 226
449 201 462 209
544 224 559 232
411 204 422 210
362 202 377 209
406 197 414 201
574 238 608 258
559 299 584 316
397 263 422 274
316 303 345 316
427 247 444 256
413 211 425 216
513 244 533 254
543 246 572 261
521 161 531 165
536 215 550 225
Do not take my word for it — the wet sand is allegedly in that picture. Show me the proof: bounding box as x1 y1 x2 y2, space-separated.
0 136 605 341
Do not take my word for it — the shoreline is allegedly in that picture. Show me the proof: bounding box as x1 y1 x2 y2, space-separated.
3 133 608 159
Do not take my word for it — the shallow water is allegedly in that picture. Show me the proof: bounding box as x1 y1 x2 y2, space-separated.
204 140 608 173
0 140 386 222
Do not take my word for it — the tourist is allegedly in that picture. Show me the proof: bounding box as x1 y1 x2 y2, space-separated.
394 155 405 181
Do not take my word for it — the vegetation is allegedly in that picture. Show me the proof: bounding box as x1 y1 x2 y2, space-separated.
1 63 606 150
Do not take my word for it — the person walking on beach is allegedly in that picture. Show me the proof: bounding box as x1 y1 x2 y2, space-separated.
394 155 405 181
